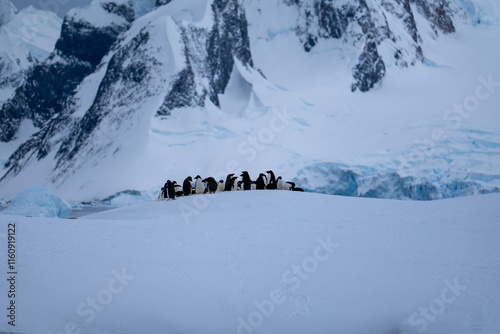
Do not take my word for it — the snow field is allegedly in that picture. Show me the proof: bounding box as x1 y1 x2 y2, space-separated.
0 191 498 333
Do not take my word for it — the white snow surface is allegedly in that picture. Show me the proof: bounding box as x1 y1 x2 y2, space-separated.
0 0 17 27
1 5 62 59
0 2 61 103
0 191 498 333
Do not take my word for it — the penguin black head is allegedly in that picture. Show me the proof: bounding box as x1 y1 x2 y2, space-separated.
277 176 282 180
195 175 202 179
219 180 224 183
186 176 193 182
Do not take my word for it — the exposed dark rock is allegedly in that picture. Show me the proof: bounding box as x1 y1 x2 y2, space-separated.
155 0 172 7
411 0 455 34
56 29 153 164
156 0 254 115
351 37 386 92
0 0 134 143
157 63 206 116
206 0 254 106
284 0 454 91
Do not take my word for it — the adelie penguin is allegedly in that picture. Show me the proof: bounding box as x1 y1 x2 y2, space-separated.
173 181 184 197
158 182 167 200
166 180 177 199
202 177 218 194
230 176 238 191
240 171 253 191
276 176 284 190
183 177 193 196
224 173 235 192
255 173 267 190
217 180 225 193
286 181 304 192
194 175 204 194
266 170 277 190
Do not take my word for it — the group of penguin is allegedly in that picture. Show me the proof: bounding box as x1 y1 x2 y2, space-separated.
158 170 304 200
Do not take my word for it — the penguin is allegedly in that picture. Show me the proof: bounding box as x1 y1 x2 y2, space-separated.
202 177 218 194
166 180 176 200
224 173 235 191
217 180 225 193
173 181 184 197
276 176 284 190
255 173 267 190
230 176 238 190
240 171 253 190
183 177 193 196
286 181 304 192
158 183 166 200
194 175 204 194
266 170 277 189
283 181 292 191
237 180 243 191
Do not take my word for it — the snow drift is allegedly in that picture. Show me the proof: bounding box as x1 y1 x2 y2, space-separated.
0 191 498 333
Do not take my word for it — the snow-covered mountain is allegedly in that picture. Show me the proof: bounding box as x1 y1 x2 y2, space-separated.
0 0 62 104
0 0 499 202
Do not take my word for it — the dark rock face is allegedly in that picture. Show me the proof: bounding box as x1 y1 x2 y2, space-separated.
0 1 134 143
56 29 152 164
155 0 171 7
207 0 254 106
352 38 386 92
55 1 134 66
285 0 455 92
157 0 254 115
158 64 204 116
411 0 455 34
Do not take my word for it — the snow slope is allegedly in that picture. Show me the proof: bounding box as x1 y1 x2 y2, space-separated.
0 191 499 333
0 2 62 104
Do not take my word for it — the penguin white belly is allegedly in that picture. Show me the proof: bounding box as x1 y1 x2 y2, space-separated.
277 178 284 190
195 179 205 194
284 182 291 191
217 182 224 192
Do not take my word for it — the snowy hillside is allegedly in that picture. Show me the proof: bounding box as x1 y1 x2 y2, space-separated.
0 191 499 333
0 0 62 104
0 0 499 202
